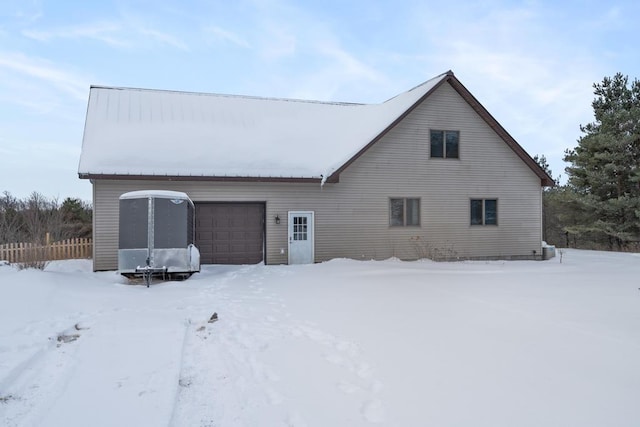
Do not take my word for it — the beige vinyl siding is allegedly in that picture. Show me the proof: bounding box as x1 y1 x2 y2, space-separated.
93 180 329 270
91 81 543 270
316 81 542 261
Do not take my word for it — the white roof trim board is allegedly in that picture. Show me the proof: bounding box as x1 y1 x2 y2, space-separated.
78 72 449 181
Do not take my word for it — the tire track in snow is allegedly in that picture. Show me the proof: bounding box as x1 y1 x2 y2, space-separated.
167 319 192 427
0 322 86 427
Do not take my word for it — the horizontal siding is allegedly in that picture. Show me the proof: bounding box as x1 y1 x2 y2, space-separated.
326 82 542 261
93 180 330 270
92 181 120 271
91 81 542 270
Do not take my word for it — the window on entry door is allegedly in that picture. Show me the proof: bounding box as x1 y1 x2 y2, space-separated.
293 216 308 240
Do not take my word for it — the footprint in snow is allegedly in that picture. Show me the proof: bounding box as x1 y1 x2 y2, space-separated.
286 411 308 427
362 399 385 424
324 352 344 365
356 363 373 380
265 387 284 405
337 380 361 394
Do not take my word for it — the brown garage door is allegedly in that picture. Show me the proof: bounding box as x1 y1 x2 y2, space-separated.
195 203 265 264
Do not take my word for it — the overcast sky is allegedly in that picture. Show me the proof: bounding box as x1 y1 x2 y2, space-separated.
1 0 638 202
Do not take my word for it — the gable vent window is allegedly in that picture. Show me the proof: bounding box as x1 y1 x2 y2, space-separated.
470 199 498 225
390 198 420 226
430 130 459 159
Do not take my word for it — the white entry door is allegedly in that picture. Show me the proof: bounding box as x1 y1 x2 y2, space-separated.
288 211 314 264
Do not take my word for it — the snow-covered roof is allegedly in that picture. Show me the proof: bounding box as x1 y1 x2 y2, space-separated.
119 190 191 200
78 72 450 181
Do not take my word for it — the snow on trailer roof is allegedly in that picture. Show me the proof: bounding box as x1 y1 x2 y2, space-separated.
78 72 450 180
119 190 192 200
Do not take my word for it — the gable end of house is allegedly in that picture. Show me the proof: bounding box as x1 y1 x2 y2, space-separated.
326 71 554 187
446 76 554 186
324 71 452 183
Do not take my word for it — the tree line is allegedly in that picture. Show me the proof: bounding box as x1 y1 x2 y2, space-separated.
0 191 92 245
540 72 640 251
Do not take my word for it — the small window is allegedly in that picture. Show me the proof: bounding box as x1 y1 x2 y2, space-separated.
390 198 420 226
430 131 444 158
293 216 308 240
470 199 498 225
470 199 483 225
430 130 459 158
484 200 497 225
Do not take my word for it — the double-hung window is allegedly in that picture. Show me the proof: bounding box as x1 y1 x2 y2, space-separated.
470 199 497 225
430 130 459 158
390 198 420 226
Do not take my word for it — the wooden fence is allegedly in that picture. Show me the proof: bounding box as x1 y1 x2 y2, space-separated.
0 237 93 263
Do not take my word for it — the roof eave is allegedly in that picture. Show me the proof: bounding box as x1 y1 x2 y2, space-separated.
78 173 323 184
325 71 452 183
325 71 554 188
445 76 555 187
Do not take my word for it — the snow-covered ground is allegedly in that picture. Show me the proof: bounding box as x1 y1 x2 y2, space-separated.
1 249 639 427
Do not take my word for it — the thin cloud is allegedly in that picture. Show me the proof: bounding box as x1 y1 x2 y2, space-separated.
204 26 251 48
284 43 385 102
111 6 193 52
316 42 382 83
22 22 129 48
22 19 189 52
0 52 88 100
9 1 43 25
589 5 624 30
240 1 381 95
258 24 296 60
138 27 189 51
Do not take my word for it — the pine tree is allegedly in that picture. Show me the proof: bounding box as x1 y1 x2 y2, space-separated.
61 197 92 239
564 73 640 248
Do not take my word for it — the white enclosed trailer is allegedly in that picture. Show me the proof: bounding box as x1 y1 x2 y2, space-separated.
118 190 200 284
